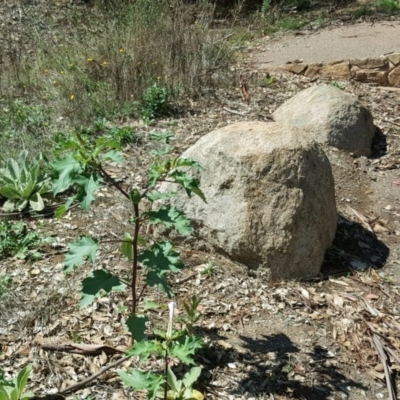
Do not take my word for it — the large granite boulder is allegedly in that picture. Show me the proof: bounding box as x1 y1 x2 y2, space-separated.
273 85 375 157
160 121 337 280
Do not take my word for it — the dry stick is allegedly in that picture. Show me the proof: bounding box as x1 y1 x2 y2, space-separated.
59 355 130 395
222 107 248 117
174 272 197 285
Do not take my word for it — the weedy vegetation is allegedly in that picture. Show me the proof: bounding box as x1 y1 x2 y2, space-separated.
0 220 51 261
0 0 229 395
0 364 34 400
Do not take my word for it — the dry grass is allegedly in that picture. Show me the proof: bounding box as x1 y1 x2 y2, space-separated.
0 0 233 157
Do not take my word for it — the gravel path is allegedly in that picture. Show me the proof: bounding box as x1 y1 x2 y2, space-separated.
252 19 400 65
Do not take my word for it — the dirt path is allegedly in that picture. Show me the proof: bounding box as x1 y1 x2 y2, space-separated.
249 19 400 66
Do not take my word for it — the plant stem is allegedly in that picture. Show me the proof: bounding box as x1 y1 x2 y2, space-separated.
97 164 130 200
131 203 140 342
164 349 169 400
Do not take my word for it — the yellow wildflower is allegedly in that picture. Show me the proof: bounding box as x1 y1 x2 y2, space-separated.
70 94 75 100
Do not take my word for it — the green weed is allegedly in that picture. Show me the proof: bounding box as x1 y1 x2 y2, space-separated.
0 364 34 400
0 273 12 297
201 259 218 278
264 15 310 34
329 80 346 90
0 220 49 260
353 5 375 18
141 82 171 124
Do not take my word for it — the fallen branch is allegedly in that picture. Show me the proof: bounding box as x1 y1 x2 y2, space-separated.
41 343 124 356
223 107 247 116
175 272 197 285
371 334 396 400
59 355 130 395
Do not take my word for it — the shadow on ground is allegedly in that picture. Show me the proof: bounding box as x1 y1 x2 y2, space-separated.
199 330 368 399
321 214 390 277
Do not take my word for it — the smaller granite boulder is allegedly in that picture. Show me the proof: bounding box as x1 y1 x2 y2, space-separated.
273 85 375 157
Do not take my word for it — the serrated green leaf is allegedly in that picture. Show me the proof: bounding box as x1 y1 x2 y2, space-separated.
120 233 133 261
146 270 174 298
170 336 204 365
118 369 164 400
145 206 192 235
125 339 163 360
149 131 175 143
148 164 164 188
16 364 32 396
145 191 176 202
173 157 201 170
64 236 98 273
79 174 101 211
149 145 173 157
138 241 184 273
55 196 75 219
80 269 126 308
143 299 160 310
101 150 125 163
168 171 206 202
125 315 148 342
51 154 82 195
182 367 201 388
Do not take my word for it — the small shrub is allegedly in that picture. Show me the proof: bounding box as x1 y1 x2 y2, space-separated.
141 82 171 124
52 130 206 398
376 0 400 13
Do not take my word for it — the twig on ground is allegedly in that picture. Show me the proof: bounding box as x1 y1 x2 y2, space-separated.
222 107 248 116
41 343 124 356
59 355 130 394
175 272 197 285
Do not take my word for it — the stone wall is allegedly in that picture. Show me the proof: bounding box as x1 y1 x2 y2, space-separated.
267 53 400 87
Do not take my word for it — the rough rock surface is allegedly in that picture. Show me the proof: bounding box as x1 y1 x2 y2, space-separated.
161 121 337 280
272 85 375 157
255 54 400 87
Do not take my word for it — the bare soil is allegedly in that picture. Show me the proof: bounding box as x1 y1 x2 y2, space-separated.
1 6 400 400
